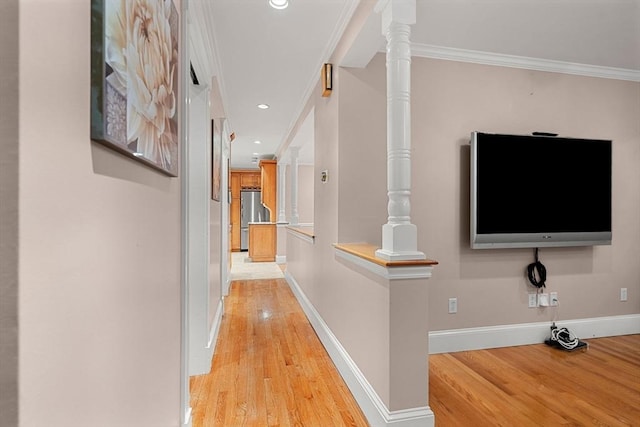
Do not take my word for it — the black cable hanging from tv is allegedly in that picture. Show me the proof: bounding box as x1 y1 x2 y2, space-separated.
527 248 547 288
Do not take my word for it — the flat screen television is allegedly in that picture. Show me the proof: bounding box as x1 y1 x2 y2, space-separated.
470 131 612 249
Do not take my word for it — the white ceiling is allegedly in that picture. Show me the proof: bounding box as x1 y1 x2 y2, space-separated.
190 0 640 170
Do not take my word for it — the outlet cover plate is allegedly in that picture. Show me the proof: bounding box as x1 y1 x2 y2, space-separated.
448 298 457 314
538 293 550 307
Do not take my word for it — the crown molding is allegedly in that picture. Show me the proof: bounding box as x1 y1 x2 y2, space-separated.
411 43 640 82
188 1 230 125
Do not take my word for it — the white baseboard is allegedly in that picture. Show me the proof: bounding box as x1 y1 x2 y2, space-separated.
208 299 224 351
183 407 192 427
429 314 640 354
190 299 224 375
276 255 286 264
284 271 435 427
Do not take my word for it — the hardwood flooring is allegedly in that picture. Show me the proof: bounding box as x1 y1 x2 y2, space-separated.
189 278 368 427
430 334 640 426
190 274 639 427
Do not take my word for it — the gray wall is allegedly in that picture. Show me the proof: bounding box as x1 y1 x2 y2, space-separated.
411 56 640 330
336 53 640 331
0 0 19 424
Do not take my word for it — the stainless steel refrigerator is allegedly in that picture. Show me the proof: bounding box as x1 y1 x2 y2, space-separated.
240 190 270 251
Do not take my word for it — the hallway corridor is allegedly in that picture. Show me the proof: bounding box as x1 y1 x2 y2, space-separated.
189 277 368 426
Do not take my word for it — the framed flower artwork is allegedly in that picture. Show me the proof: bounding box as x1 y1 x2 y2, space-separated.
91 0 180 176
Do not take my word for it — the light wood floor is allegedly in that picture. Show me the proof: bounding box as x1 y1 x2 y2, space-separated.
430 333 640 426
191 276 639 426
189 278 369 427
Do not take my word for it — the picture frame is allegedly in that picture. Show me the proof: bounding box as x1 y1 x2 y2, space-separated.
211 119 221 201
90 0 180 176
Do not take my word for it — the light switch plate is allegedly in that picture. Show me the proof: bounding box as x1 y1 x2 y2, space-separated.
448 298 457 314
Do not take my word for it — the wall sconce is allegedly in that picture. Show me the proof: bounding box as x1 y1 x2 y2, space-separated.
321 63 332 97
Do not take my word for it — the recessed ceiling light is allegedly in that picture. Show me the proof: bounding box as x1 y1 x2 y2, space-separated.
254 140 261 144
269 0 288 10
133 152 144 157
253 152 259 155
257 103 270 109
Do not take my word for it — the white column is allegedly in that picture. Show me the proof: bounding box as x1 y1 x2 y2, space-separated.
277 162 287 223
375 0 425 261
289 146 300 226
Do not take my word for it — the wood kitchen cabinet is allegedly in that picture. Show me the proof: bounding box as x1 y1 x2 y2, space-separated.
240 171 261 189
230 172 241 251
229 166 277 254
248 223 276 262
259 160 276 219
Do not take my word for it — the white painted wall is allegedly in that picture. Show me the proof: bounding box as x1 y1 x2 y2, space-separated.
16 1 183 425
187 84 214 375
219 119 232 296
285 164 315 224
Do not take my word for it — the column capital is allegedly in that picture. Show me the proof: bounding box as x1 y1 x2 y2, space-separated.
375 0 416 32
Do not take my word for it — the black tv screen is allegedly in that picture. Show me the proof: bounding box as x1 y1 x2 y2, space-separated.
470 132 612 249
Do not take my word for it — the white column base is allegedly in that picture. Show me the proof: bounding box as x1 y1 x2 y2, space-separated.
377 223 426 260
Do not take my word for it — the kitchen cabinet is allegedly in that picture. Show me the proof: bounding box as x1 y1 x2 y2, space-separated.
259 160 276 220
230 166 277 254
248 222 276 262
230 172 241 251
240 172 261 189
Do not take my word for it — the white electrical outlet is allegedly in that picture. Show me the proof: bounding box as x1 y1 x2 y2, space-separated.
550 292 558 306
538 293 549 307
528 293 538 308
621 288 628 301
448 298 457 314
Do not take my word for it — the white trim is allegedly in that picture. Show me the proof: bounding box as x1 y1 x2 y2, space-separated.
189 299 223 375
287 227 315 244
285 271 435 427
429 314 640 354
180 0 191 424
276 255 287 264
183 407 192 427
208 299 224 350
334 247 433 280
411 43 640 82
